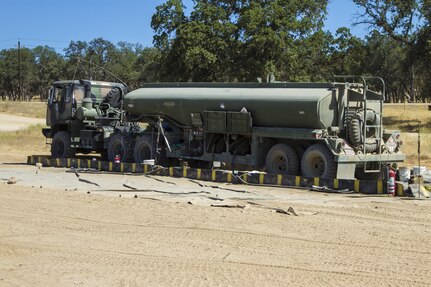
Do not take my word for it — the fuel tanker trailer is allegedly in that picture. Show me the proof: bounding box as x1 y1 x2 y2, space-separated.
110 76 404 179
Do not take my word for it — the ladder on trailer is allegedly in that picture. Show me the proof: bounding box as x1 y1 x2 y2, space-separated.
334 75 385 174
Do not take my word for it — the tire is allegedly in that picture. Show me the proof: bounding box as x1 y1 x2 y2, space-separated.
51 131 75 158
107 133 135 163
102 87 122 109
265 144 299 175
301 144 336 179
133 135 156 164
348 109 380 153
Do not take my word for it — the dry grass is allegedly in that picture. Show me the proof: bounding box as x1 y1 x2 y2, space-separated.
383 104 431 133
383 104 431 167
0 124 49 156
399 132 431 167
0 101 46 119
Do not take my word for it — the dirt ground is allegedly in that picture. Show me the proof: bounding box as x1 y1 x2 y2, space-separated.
1 113 431 286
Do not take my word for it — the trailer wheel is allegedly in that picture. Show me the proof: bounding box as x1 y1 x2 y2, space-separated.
107 133 135 163
133 136 155 164
301 144 336 179
349 109 380 153
51 131 75 158
265 144 299 175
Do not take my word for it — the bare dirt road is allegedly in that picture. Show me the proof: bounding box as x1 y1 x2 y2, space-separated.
1 163 431 287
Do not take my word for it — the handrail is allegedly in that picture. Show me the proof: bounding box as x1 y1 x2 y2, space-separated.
333 75 386 101
333 75 385 173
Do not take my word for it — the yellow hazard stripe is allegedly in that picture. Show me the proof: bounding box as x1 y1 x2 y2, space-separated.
377 181 383 194
277 174 282 186
212 170 216 181
397 184 404 197
227 173 232 183
295 176 300 187
314 177 319 186
183 166 187 177
197 169 201 179
354 180 360 193
333 178 339 189
242 173 248 182
259 173 264 184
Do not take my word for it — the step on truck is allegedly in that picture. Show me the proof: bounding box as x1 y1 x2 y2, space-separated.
43 76 405 180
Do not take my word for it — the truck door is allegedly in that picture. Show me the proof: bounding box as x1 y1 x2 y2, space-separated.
47 84 73 126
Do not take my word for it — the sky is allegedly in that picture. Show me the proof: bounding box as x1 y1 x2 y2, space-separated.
0 0 367 52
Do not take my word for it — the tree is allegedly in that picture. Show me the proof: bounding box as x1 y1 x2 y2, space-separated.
329 28 366 76
151 0 329 82
0 47 34 100
32 46 64 100
238 0 328 81
135 47 162 85
353 0 429 101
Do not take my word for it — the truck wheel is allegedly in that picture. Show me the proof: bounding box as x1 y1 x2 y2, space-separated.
107 133 135 163
265 144 299 175
133 136 155 164
301 144 336 179
51 131 75 158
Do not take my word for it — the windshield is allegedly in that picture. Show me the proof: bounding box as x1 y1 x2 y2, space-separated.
91 86 115 100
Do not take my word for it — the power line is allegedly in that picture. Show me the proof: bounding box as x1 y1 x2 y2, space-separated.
0 37 70 44
0 38 18 43
0 44 17 48
21 44 67 50
20 37 71 44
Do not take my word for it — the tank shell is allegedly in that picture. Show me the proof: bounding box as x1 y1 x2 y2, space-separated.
124 84 338 129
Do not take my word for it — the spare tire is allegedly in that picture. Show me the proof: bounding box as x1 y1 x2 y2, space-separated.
102 87 122 109
348 109 380 153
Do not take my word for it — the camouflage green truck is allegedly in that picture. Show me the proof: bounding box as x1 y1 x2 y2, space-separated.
44 76 404 180
43 80 128 158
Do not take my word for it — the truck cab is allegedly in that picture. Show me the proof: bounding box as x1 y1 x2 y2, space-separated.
43 80 128 158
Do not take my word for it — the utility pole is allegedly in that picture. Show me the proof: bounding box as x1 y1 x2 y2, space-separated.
18 39 21 100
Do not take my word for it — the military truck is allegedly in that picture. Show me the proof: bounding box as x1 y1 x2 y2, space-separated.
43 76 404 180
43 80 128 159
